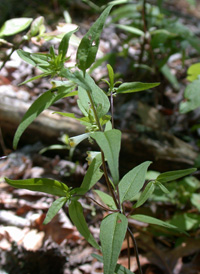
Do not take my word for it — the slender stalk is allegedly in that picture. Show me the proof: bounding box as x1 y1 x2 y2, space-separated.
0 40 24 71
86 196 118 212
126 232 131 270
127 227 143 274
110 91 114 129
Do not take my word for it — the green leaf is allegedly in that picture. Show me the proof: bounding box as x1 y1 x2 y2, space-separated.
187 63 200 82
61 69 110 118
19 72 50 85
43 197 68 224
0 18 33 37
5 177 69 197
161 64 180 90
130 214 186 233
17 49 37 67
91 129 121 185
115 24 144 36
81 153 103 193
179 79 200 113
68 201 100 250
169 213 200 231
119 161 152 203
133 181 155 208
94 190 117 210
116 82 160 94
156 181 170 194
156 168 197 183
107 64 114 90
92 253 134 274
13 86 74 149
76 5 113 73
100 213 128 274
191 193 200 211
58 29 78 60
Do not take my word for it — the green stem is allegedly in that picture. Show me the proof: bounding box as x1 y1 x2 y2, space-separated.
85 89 119 209
0 40 24 71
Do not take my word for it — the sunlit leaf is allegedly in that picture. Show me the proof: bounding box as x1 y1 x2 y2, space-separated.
13 86 75 149
116 82 159 94
0 18 33 37
5 177 69 197
76 5 113 74
43 197 68 224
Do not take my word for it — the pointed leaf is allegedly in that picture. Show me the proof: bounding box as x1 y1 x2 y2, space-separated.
119 161 152 203
17 49 37 66
5 177 69 197
68 201 100 250
81 153 103 193
91 129 121 185
58 29 78 60
100 213 128 274
76 5 113 73
92 254 134 274
107 64 114 90
130 214 186 233
19 72 50 85
43 197 68 224
94 190 117 210
133 181 155 208
156 181 170 194
13 86 74 149
0 18 33 37
115 24 144 36
156 168 197 183
116 82 159 94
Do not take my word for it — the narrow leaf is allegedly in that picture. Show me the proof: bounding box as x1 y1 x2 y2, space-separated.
76 5 113 73
81 153 103 193
133 181 155 208
100 213 128 274
107 64 114 89
156 181 170 194
68 201 100 250
13 86 74 149
58 29 78 60
19 72 50 85
119 161 152 203
92 253 134 274
130 214 186 233
5 177 69 197
115 24 144 36
116 82 159 94
43 197 68 224
91 129 121 185
156 168 197 183
94 190 117 210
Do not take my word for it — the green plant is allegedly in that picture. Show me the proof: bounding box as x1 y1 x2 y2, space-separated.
106 0 200 90
4 5 197 274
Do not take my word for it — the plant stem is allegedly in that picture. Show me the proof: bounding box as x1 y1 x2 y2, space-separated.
126 232 131 270
110 91 114 129
127 227 143 274
86 196 118 212
86 89 119 210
